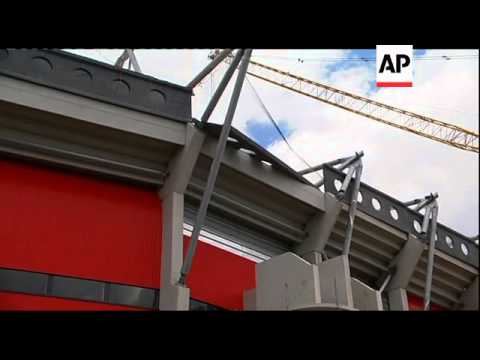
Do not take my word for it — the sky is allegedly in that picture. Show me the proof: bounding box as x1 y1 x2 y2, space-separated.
64 48 479 237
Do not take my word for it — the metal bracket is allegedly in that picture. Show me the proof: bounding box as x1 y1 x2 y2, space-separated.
115 49 142 73
178 49 253 286
298 152 365 257
405 194 439 310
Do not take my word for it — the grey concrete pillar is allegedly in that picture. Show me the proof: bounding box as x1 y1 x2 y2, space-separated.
388 288 409 311
157 124 206 310
317 255 354 308
295 192 342 262
351 278 383 310
254 252 321 310
386 235 424 291
159 191 190 310
384 235 425 311
458 276 478 310
243 289 256 310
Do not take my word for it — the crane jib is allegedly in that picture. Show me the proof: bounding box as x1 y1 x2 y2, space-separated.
216 53 478 153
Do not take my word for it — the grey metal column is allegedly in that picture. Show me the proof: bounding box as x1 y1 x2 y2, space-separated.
423 202 438 310
115 49 142 73
199 50 244 123
187 49 233 89
178 49 252 285
457 276 479 310
337 160 360 200
126 49 142 73
298 156 350 176
343 162 363 256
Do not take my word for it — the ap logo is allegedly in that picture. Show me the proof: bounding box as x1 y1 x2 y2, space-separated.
376 45 413 87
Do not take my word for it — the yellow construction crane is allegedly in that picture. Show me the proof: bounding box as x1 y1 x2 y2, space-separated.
208 51 479 153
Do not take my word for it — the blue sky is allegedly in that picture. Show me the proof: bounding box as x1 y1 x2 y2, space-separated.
64 49 478 236
246 49 429 148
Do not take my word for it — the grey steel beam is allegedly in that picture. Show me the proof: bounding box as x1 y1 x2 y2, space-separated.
200 138 326 211
157 113 245 309
187 49 233 89
159 123 206 198
0 135 167 186
179 49 253 285
298 156 350 176
0 75 187 146
0 50 192 123
414 193 438 212
115 49 130 68
115 49 142 73
336 161 359 200
343 162 363 256
315 151 364 187
386 234 425 291
185 190 303 244
126 49 142 73
456 276 479 310
199 50 244 123
160 192 186 287
186 183 306 240
159 191 190 310
424 202 438 310
159 51 245 194
388 288 409 310
294 192 343 260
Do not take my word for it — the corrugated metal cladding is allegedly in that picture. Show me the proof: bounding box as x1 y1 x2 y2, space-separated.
0 158 254 310
0 157 444 311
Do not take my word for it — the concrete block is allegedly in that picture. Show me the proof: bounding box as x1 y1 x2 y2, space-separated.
388 288 409 311
243 289 256 310
351 278 383 310
255 252 321 310
159 284 190 310
317 255 354 308
295 193 342 258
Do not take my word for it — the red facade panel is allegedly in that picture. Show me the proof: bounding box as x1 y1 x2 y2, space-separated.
0 158 255 310
0 158 442 311
0 159 162 289
185 236 256 310
407 294 444 311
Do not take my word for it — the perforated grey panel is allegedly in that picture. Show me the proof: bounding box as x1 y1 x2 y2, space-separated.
323 165 478 267
0 49 192 123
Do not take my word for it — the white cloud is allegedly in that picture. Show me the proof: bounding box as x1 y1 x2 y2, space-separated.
65 49 479 236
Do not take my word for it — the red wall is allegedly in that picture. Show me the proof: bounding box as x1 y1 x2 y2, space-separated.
0 158 255 311
0 158 162 289
0 158 440 311
185 236 255 310
407 294 444 311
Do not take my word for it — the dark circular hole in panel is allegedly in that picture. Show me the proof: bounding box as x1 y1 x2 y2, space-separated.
31 56 53 73
112 79 131 96
149 89 167 106
72 68 93 82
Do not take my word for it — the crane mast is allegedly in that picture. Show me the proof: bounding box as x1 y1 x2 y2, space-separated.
214 52 479 153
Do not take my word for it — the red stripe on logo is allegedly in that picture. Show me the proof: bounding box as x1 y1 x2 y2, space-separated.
376 82 413 87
